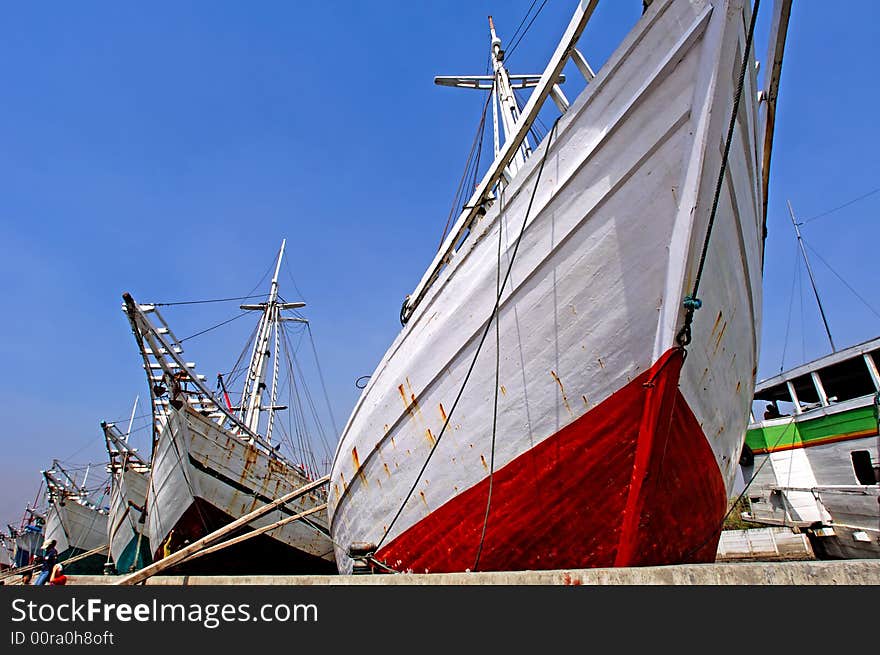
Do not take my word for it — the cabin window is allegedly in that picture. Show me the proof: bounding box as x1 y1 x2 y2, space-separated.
819 358 876 404
850 450 879 485
790 374 822 410
752 393 796 419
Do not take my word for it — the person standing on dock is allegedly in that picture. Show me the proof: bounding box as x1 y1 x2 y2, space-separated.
32 539 57 585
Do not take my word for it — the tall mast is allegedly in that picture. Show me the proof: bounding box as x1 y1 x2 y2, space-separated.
788 200 836 353
81 464 91 493
488 16 531 172
239 240 305 441
266 302 282 444
433 17 552 181
405 1 599 324
240 240 285 435
124 395 139 441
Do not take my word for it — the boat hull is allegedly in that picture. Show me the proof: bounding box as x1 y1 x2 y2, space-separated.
329 0 765 574
146 406 335 574
108 466 152 573
13 529 43 568
743 401 880 559
44 500 108 574
0 540 12 570
373 349 726 572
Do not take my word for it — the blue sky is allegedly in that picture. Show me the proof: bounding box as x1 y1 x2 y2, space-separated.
1 1 878 526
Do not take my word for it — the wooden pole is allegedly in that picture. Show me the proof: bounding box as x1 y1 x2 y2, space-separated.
0 543 109 583
186 503 328 562
116 474 329 586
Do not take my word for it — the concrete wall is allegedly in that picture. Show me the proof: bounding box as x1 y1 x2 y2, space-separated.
64 559 880 585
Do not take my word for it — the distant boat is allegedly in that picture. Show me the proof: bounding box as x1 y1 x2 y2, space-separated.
329 0 793 574
103 417 152 574
122 240 335 574
8 507 44 569
740 337 880 559
0 532 13 570
41 462 109 574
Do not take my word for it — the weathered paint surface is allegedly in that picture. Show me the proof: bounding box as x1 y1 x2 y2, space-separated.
44 500 108 574
374 349 725 572
107 466 151 573
330 0 764 574
146 406 334 570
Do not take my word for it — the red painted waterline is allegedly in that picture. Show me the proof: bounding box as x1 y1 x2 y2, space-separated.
376 348 728 573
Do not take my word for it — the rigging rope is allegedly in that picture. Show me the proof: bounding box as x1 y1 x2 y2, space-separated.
507 0 541 50
473 175 505 572
178 311 250 344
803 238 880 322
306 324 340 439
779 240 801 373
801 185 880 225
505 0 550 62
153 294 267 307
438 92 493 250
377 118 561 552
676 0 761 348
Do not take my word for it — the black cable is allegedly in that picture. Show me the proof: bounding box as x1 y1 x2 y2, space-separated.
801 186 880 225
473 175 505 572
178 311 250 344
507 0 541 49
153 294 267 307
798 257 807 362
506 0 549 61
779 240 801 373
306 323 340 439
676 0 761 348
377 118 560 552
803 238 880 322
438 92 493 250
469 95 488 199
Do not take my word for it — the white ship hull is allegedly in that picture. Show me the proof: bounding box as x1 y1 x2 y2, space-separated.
330 0 767 573
147 405 335 573
45 499 108 573
108 466 151 573
0 539 12 569
744 399 880 559
12 529 42 568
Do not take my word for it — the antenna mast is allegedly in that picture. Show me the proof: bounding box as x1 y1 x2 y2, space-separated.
788 199 836 352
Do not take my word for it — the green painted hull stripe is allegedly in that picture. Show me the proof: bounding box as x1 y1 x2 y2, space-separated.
746 405 879 453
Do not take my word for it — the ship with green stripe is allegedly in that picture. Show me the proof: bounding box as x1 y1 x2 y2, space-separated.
740 335 880 559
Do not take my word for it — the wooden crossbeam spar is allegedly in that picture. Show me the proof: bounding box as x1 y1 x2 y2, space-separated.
434 74 566 90
115 474 329 586
185 503 328 563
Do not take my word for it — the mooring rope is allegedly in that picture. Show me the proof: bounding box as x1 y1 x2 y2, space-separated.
376 118 561 553
676 0 761 348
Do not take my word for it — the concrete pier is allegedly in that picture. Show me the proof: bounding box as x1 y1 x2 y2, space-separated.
62 559 880 585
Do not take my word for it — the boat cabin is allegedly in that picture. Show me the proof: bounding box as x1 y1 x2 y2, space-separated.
750 336 880 422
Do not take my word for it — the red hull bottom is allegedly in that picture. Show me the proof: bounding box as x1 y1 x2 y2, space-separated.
376 348 728 573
